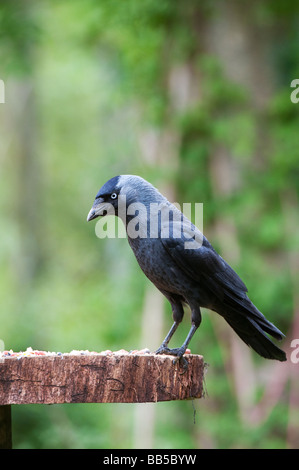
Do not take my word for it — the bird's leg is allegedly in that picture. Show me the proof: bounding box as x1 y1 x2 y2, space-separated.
155 299 184 355
156 323 198 371
155 322 180 355
158 323 198 358
156 306 202 365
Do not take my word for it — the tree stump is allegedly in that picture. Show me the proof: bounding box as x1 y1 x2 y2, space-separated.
0 353 205 405
0 352 205 448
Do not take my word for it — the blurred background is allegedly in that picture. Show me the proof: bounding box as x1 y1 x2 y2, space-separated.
0 0 299 449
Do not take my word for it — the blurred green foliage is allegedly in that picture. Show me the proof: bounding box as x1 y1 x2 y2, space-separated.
0 0 298 449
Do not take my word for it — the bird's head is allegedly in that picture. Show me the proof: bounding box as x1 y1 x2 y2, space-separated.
87 175 121 221
87 175 165 222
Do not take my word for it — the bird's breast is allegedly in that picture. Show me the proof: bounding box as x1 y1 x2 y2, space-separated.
127 236 191 295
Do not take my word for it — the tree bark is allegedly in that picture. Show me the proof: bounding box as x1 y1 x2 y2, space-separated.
0 354 205 405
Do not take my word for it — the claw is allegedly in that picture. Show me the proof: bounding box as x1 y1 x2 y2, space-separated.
172 355 189 373
155 346 184 357
155 345 171 355
155 345 189 371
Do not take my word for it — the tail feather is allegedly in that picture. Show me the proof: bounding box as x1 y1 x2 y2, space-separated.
221 296 287 362
225 315 286 361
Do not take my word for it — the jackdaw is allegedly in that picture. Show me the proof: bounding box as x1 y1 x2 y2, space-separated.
87 175 286 362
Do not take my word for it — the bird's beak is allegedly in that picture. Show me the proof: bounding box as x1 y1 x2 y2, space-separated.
87 197 107 222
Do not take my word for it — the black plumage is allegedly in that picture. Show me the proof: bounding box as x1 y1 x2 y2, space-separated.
87 175 286 362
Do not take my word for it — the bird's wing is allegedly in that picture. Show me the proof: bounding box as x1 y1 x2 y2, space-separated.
160 222 248 302
160 222 286 360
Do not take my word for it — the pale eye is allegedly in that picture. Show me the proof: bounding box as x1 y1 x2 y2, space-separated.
110 192 117 200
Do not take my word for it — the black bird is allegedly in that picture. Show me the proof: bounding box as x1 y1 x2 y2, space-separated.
87 175 286 362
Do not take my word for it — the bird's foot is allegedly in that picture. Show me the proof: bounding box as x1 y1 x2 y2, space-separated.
155 346 188 371
155 345 184 356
